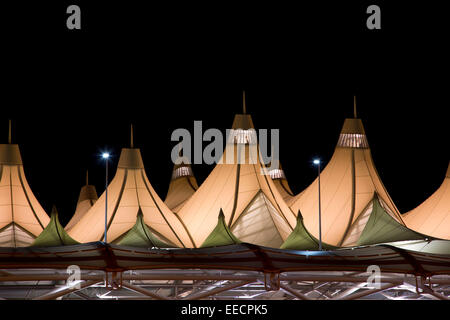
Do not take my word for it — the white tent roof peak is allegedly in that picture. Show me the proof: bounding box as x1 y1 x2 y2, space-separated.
65 171 99 231
231 92 253 129
242 90 247 114
76 184 98 204
130 123 134 149
339 96 366 136
337 118 369 149
117 148 144 169
289 115 402 246
231 114 254 130
0 140 50 246
1 120 22 165
8 119 12 144
0 144 23 165
340 118 366 135
176 113 296 248
68 145 192 247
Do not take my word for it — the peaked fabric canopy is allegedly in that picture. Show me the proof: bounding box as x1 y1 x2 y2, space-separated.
68 147 193 247
280 211 336 250
116 209 175 248
403 162 450 240
201 209 241 248
177 113 297 248
32 206 79 247
65 171 98 231
0 143 50 247
289 117 405 247
281 195 425 250
341 194 425 247
164 158 198 212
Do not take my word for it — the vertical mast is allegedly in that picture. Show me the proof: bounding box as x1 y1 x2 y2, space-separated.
8 120 11 144
130 124 134 148
243 91 247 114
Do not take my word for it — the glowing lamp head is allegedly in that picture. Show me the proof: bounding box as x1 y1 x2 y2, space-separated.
313 159 320 165
102 152 110 159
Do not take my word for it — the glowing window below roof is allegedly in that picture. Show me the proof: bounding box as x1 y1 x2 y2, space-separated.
172 166 193 180
268 168 285 179
228 129 257 144
337 133 369 148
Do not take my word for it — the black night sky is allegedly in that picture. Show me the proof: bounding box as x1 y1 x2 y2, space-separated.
1 2 449 225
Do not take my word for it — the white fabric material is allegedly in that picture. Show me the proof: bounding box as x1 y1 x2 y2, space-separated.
177 114 296 248
68 148 192 247
289 118 401 246
0 144 50 246
0 224 35 247
403 162 450 239
231 192 285 248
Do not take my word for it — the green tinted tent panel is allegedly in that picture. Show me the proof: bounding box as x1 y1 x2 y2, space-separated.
32 207 79 247
280 212 337 250
201 210 241 248
116 210 175 248
357 196 426 246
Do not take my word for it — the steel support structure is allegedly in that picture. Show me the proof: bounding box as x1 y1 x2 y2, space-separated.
0 268 449 300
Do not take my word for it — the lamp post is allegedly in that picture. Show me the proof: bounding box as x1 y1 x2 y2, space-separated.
102 152 110 243
313 159 322 251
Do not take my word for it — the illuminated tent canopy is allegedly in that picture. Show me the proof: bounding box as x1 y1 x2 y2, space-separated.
177 96 297 248
0 121 50 247
116 209 175 248
403 162 450 240
289 100 409 247
68 127 192 247
164 152 198 213
65 171 98 231
339 193 425 247
201 209 241 248
280 210 336 250
282 194 425 250
32 206 79 247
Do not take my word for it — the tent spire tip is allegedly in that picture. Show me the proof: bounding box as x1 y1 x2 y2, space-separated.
8 119 11 144
242 91 247 114
130 124 134 149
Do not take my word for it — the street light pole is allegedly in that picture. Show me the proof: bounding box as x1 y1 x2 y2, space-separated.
314 159 322 251
102 152 110 243
317 161 322 251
